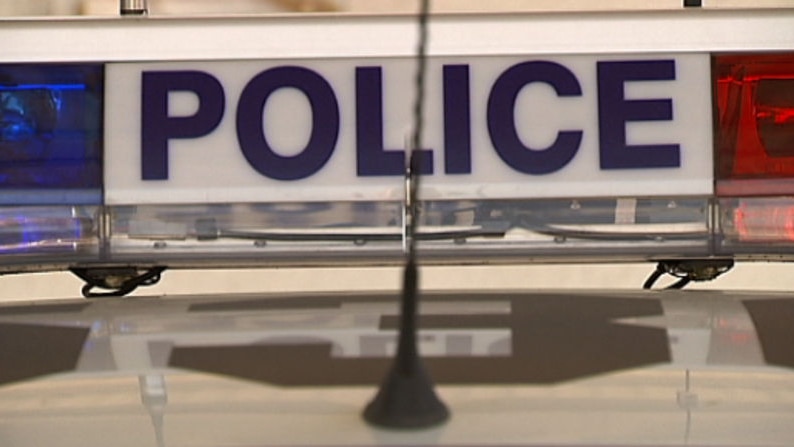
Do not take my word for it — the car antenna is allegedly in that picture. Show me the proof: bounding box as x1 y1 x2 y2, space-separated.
362 0 450 429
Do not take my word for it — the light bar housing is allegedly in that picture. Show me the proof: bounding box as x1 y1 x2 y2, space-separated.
1 11 793 273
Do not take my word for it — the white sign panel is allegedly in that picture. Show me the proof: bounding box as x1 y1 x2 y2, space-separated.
105 54 713 204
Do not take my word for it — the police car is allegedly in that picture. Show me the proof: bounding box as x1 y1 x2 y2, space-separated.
1 2 794 446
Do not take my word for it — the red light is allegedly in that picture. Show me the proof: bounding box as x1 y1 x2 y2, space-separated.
715 54 794 196
733 200 794 242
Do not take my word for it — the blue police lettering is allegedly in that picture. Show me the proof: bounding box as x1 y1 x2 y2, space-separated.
355 67 433 176
236 66 339 181
443 65 472 175
597 60 680 169
139 58 681 182
141 70 225 180
487 61 583 175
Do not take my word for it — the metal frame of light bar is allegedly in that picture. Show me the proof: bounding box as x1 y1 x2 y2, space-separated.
1 9 793 64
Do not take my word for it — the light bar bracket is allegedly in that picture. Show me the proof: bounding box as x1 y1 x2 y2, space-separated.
643 259 734 290
70 266 166 297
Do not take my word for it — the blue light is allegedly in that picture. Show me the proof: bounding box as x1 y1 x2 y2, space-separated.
0 83 86 91
0 64 103 205
0 113 35 142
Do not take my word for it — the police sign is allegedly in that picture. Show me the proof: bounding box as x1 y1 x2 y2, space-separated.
105 54 712 205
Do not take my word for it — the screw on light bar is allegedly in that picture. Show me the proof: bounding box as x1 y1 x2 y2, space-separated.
715 53 794 197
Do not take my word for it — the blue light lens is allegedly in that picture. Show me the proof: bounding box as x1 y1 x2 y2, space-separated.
0 64 103 205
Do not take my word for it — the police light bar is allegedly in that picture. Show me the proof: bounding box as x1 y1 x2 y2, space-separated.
1 10 793 272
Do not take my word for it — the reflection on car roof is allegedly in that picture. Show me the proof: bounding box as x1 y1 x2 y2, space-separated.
0 289 793 446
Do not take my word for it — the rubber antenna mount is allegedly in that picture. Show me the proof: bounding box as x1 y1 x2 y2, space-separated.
362 254 449 428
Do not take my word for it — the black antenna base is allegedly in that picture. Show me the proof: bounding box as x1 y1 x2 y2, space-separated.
363 259 449 429
363 359 449 429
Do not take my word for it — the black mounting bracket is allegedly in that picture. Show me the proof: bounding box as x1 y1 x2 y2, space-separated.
70 266 167 298
643 259 734 290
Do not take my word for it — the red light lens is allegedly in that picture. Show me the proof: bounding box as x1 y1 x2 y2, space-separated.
715 54 794 196
732 199 794 242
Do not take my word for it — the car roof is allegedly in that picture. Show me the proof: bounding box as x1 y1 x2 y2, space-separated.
1 288 792 446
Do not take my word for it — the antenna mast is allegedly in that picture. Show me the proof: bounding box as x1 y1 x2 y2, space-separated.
362 0 450 429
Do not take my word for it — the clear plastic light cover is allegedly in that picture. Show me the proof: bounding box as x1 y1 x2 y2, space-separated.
718 197 794 257
0 64 103 267
0 205 99 262
106 198 710 267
